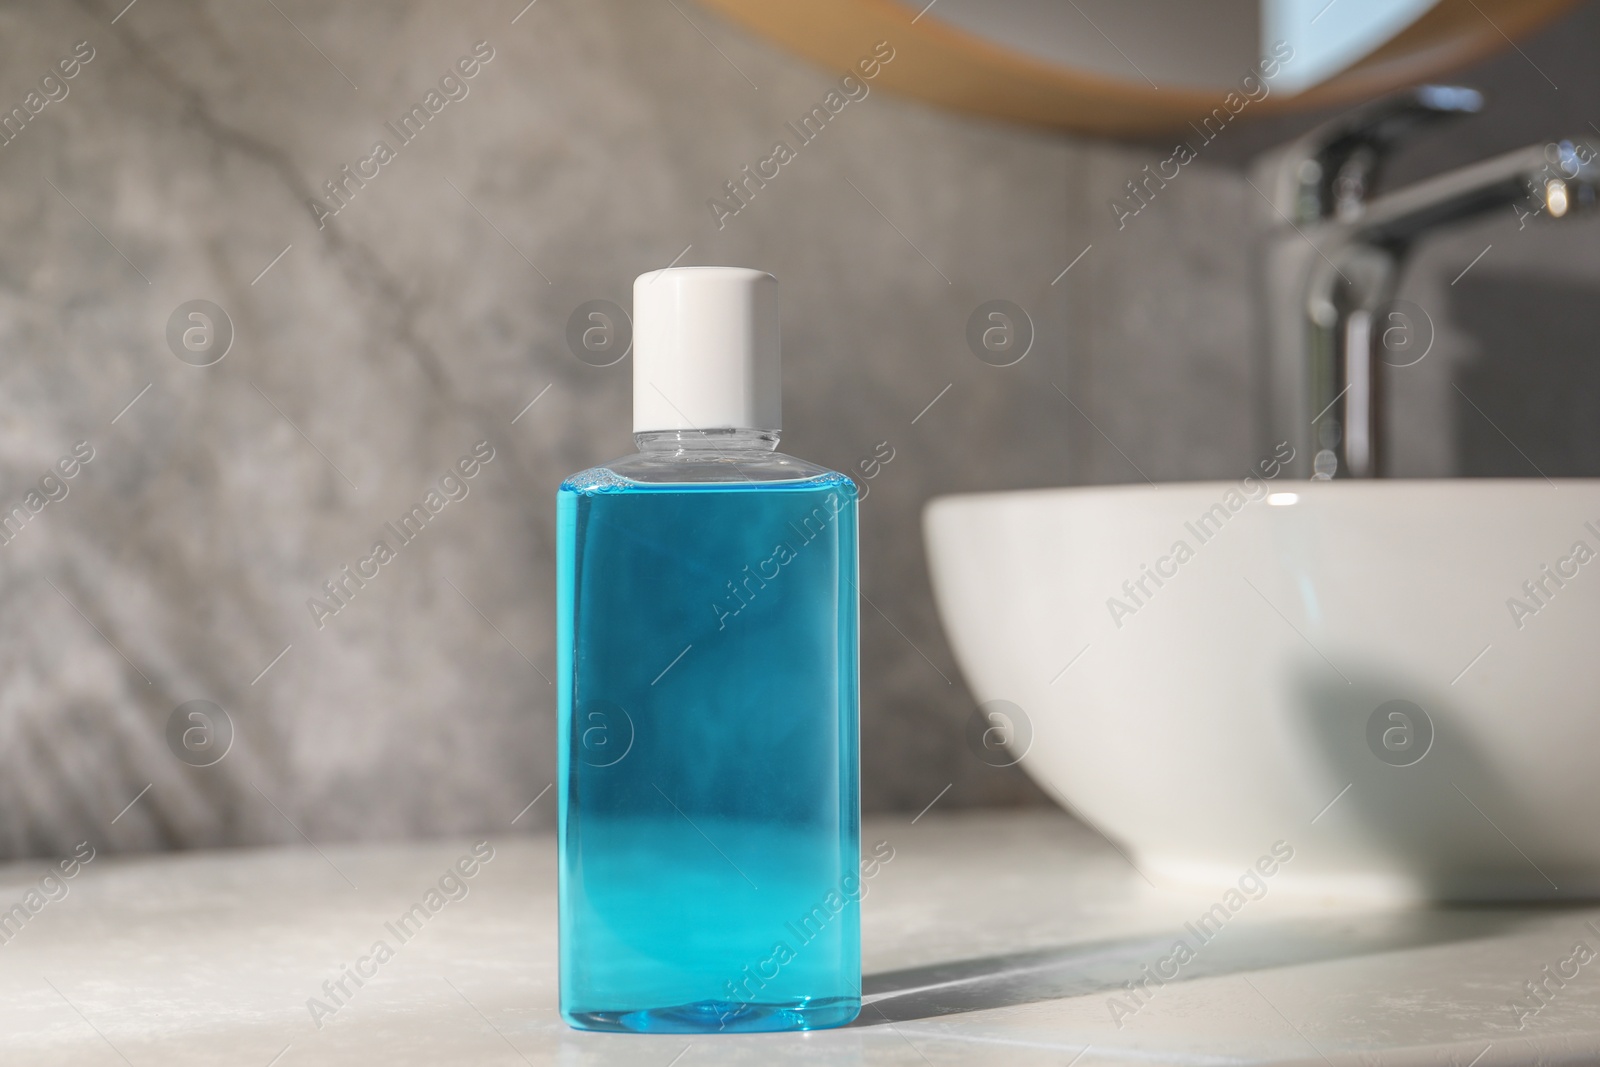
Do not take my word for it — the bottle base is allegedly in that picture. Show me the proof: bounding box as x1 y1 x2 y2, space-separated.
563 995 860 1034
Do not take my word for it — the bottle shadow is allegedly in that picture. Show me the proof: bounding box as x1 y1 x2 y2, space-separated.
1294 662 1582 899
853 905 1556 1025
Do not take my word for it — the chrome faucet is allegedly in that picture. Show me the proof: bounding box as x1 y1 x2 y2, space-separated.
1255 86 1599 479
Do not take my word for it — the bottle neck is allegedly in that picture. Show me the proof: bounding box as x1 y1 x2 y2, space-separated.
635 428 780 454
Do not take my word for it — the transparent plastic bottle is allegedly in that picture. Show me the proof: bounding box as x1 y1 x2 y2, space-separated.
556 268 861 1033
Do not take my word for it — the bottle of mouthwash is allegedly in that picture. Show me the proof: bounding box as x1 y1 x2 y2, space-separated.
557 267 861 1033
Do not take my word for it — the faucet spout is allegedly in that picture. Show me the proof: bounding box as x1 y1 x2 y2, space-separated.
1258 87 1599 480
1352 140 1600 248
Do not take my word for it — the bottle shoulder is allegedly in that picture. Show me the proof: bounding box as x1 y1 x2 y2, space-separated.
560 450 855 493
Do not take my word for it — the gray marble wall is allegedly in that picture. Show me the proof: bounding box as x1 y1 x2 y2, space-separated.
0 0 1594 859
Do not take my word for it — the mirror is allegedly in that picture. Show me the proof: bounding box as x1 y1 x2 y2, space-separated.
697 0 1578 135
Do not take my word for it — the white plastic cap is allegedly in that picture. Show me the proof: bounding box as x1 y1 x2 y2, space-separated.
632 266 780 433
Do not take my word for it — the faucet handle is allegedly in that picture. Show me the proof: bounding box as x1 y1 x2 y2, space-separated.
1262 85 1484 224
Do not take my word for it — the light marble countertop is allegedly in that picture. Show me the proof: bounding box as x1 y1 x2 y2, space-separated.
4 809 1599 1065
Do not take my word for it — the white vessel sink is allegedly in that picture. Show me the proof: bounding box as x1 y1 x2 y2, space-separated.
925 480 1600 901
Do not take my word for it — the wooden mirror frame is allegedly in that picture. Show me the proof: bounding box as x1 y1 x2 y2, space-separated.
696 0 1579 136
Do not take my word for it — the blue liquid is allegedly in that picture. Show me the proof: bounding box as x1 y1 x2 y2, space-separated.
556 469 860 1033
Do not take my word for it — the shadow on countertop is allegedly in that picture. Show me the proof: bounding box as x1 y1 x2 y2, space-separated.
854 905 1576 1024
